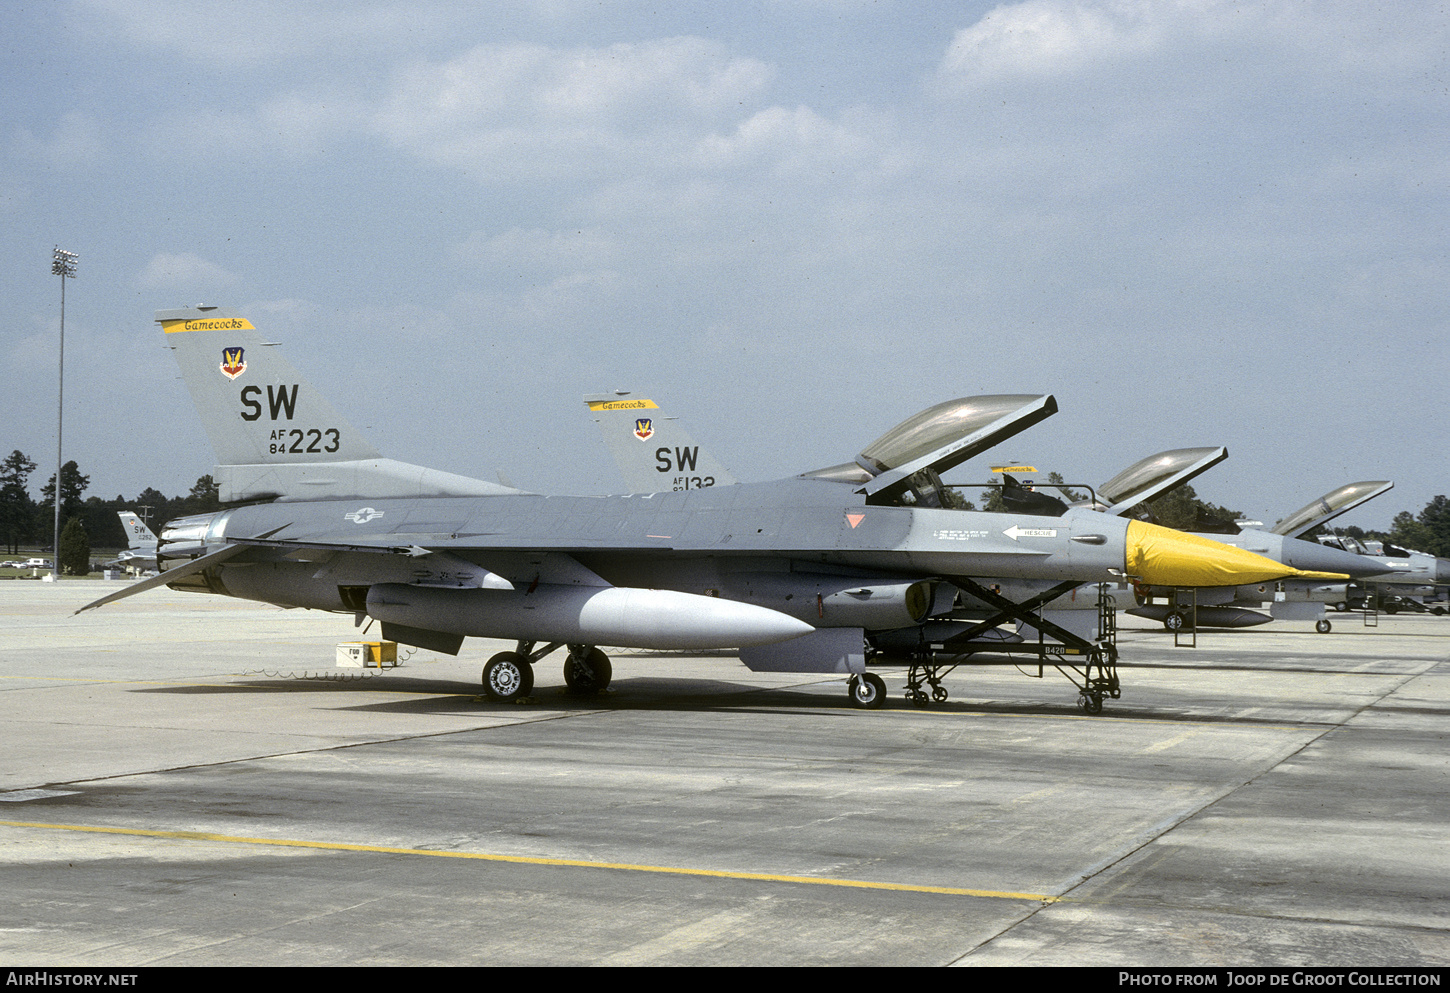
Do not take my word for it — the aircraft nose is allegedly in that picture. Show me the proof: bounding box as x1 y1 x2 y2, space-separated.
1278 537 1395 579
1125 520 1344 588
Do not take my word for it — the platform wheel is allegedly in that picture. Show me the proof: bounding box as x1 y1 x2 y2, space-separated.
1078 692 1103 715
1316 619 1332 634
847 673 886 709
483 652 533 703
931 685 949 704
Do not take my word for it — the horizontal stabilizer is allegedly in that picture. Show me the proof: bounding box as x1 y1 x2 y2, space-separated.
76 541 250 614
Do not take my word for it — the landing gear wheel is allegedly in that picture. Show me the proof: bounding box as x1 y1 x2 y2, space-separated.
1163 611 1187 632
1334 602 1348 612
563 647 612 694
1078 692 1103 715
1316 619 1332 634
847 673 886 709
483 652 533 703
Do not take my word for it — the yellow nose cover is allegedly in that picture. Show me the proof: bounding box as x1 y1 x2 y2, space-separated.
1125 519 1343 588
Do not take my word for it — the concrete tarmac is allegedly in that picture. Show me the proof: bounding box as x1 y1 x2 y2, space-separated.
1 581 1446 966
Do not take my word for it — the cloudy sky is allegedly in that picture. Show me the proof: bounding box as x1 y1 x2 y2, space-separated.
3 0 1445 529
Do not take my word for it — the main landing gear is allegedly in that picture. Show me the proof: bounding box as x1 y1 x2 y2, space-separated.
481 642 614 702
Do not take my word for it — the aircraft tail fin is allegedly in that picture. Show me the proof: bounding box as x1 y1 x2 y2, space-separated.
160 307 515 503
117 512 157 552
584 393 738 493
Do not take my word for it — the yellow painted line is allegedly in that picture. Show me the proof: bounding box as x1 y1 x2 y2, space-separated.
0 819 1055 903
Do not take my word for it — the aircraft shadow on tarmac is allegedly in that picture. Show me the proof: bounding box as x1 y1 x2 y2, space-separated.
119 672 1382 726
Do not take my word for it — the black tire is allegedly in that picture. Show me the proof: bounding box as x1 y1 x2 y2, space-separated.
1164 611 1186 632
848 673 886 709
1316 619 1332 634
482 652 532 703
1079 693 1103 715
563 647 612 694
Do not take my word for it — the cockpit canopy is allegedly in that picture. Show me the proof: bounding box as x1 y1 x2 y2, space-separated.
1092 447 1228 514
1272 481 1393 538
845 394 1057 506
854 395 1050 477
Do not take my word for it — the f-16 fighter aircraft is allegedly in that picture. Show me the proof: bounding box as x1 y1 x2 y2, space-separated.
80 307 1341 713
104 511 159 574
1046 455 1394 634
1304 483 1450 612
589 409 1378 639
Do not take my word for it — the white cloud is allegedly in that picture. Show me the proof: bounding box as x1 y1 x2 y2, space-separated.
371 38 774 180
151 93 368 161
138 253 239 289
691 105 877 175
938 1 1167 85
935 0 1450 91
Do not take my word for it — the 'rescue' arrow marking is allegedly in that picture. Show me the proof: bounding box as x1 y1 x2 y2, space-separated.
1003 524 1058 541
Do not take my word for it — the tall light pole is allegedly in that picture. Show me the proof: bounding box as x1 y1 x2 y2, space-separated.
51 247 77 580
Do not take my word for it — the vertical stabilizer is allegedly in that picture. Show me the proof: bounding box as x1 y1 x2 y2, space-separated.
160 307 515 502
117 511 157 553
585 392 738 493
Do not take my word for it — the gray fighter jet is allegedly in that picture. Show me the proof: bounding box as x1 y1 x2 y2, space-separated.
586 405 1378 637
103 511 159 574
1302 483 1450 611
80 307 1338 712
1107 472 1399 632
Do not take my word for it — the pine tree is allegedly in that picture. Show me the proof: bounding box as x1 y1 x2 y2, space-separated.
0 450 37 554
58 517 90 576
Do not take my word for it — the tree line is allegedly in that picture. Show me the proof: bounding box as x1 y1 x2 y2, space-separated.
0 449 219 557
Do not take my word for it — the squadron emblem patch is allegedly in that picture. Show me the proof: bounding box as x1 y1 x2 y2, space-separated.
634 418 654 441
220 347 247 380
